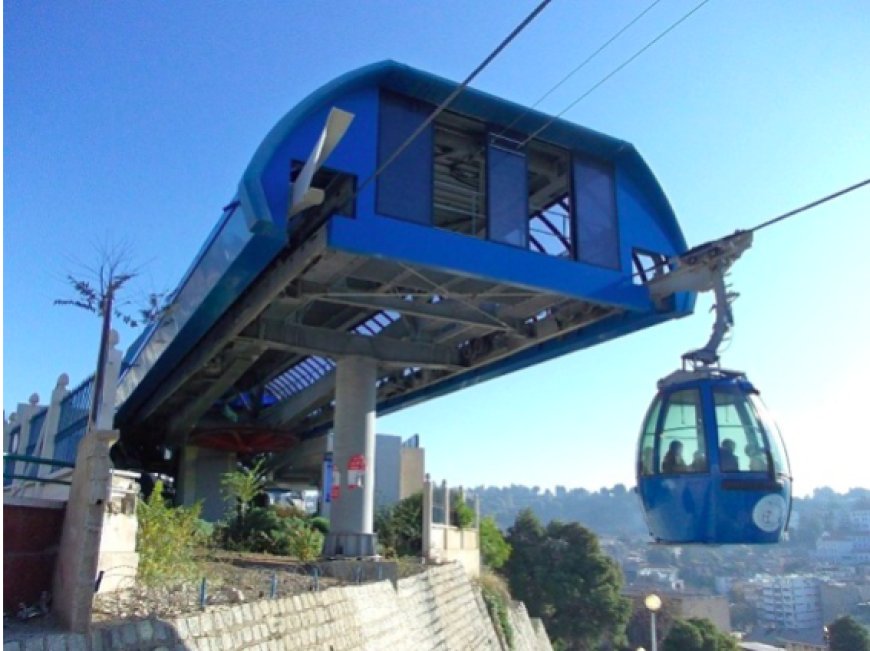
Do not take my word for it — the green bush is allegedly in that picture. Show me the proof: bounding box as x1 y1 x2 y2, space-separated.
451 494 475 529
479 516 511 569
137 480 205 586
288 523 324 561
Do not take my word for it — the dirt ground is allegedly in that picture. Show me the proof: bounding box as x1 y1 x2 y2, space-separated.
91 552 346 621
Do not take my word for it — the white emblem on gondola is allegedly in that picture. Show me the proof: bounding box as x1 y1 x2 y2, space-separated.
752 494 786 532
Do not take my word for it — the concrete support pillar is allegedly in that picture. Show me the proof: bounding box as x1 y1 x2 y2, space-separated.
176 445 237 522
324 355 378 557
52 428 117 633
422 476 433 561
442 479 450 526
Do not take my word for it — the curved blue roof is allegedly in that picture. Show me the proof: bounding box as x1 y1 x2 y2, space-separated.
239 60 687 253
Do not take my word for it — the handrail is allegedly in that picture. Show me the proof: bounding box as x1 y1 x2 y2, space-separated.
3 453 75 469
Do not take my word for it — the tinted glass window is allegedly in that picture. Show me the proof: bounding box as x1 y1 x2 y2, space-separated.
573 157 619 269
714 387 771 473
377 93 433 223
639 397 661 476
487 141 528 247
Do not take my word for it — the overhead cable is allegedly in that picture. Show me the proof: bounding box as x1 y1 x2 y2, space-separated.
355 0 553 197
498 0 665 137
748 177 870 234
519 0 712 148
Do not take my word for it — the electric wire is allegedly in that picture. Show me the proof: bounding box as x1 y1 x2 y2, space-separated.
518 0 712 148
354 0 552 198
497 0 665 138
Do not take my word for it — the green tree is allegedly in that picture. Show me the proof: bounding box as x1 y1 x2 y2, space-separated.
374 492 423 557
504 509 630 650
662 617 737 651
220 458 267 539
479 516 511 569
828 615 870 651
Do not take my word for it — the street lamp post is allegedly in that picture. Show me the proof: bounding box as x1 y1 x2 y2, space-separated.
644 594 662 651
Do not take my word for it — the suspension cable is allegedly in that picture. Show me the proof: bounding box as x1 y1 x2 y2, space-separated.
747 177 870 234
354 0 552 198
518 0 712 148
496 0 665 137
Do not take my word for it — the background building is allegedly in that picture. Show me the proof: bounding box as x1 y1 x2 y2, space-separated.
374 433 424 511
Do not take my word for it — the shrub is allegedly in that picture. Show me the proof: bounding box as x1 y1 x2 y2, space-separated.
479 569 514 649
287 523 324 561
137 480 205 586
451 494 475 529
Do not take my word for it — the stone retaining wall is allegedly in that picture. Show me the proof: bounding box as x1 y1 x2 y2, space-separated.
4 563 551 651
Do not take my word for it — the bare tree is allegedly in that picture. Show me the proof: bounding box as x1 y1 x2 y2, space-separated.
54 240 165 428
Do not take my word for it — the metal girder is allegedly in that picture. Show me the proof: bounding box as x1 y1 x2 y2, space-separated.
312 292 518 332
167 348 265 440
238 321 464 370
134 228 329 421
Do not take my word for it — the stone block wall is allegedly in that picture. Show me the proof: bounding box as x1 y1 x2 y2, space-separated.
4 562 552 651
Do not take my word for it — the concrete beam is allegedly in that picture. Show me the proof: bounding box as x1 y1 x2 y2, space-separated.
238 321 464 370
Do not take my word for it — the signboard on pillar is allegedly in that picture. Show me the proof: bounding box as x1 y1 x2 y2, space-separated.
347 454 366 490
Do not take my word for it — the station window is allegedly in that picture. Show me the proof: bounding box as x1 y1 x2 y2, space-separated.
376 92 433 224
527 141 573 257
433 113 487 238
574 156 619 269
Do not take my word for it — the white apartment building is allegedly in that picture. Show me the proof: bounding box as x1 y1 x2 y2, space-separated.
759 575 822 630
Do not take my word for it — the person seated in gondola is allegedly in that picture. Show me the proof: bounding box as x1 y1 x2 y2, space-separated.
662 441 688 473
690 449 707 472
720 438 739 471
745 443 767 471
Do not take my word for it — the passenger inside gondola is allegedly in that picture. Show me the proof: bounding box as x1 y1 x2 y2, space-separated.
662 440 688 474
720 438 739 471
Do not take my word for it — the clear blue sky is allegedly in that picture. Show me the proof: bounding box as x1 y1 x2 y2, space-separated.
4 1 869 496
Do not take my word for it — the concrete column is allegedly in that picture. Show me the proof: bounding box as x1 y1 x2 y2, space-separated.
442 479 450 526
176 445 237 522
37 374 71 476
422 477 433 561
10 394 43 490
324 355 378 557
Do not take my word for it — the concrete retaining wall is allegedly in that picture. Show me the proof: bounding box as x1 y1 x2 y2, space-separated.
4 563 551 651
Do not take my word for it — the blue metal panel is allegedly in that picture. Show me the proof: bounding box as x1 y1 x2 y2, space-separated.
327 215 654 311
377 93 433 223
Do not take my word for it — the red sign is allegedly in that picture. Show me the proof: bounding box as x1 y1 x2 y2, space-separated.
347 454 366 490
331 484 340 500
